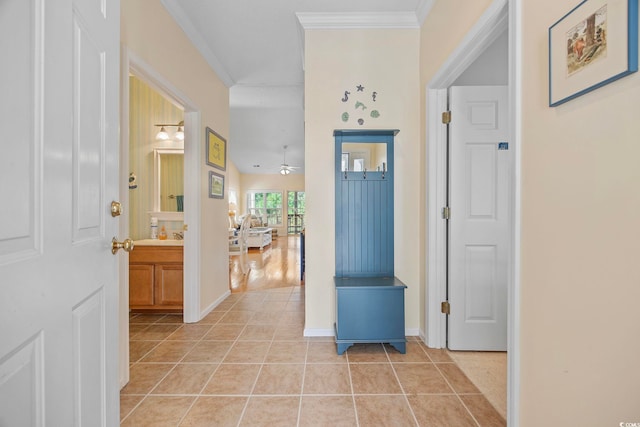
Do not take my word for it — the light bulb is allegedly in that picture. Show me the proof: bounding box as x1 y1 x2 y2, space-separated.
156 127 169 140
175 126 184 141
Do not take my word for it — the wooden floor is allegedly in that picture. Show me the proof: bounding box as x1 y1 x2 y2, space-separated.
229 235 304 293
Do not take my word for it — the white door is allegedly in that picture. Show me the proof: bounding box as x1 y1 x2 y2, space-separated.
0 0 121 425
447 85 510 351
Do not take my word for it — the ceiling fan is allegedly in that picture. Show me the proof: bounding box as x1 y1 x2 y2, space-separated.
279 145 299 175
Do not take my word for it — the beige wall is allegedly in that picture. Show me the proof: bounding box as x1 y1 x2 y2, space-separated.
420 0 640 423
239 173 305 236
519 0 640 424
121 0 231 313
304 28 421 333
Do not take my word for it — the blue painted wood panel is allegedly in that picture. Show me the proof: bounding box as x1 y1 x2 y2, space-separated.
334 130 397 277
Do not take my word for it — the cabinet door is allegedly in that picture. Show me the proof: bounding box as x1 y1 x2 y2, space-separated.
154 264 184 306
130 264 154 306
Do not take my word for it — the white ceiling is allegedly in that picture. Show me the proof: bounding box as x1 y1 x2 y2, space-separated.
161 0 432 174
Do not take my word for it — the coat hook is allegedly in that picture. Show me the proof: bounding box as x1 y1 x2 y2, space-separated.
344 169 348 180
363 168 367 179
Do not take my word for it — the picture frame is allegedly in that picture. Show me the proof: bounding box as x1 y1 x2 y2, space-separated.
549 0 638 107
206 127 227 171
209 171 224 199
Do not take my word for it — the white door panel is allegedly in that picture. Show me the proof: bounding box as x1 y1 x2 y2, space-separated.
448 85 510 351
0 0 120 425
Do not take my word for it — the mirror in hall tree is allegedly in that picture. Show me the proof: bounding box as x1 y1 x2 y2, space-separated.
341 142 387 172
153 148 184 217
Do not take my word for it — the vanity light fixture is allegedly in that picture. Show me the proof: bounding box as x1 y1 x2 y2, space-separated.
155 120 184 141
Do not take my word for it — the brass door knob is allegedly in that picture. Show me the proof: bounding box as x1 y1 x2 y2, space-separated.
112 237 134 254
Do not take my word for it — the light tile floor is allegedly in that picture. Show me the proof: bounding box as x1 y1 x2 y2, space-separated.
121 286 505 426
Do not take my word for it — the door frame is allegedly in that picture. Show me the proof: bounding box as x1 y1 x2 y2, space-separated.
424 0 521 423
119 47 202 387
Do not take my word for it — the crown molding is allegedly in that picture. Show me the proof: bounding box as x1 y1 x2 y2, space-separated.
296 11 420 30
416 0 436 25
160 0 235 87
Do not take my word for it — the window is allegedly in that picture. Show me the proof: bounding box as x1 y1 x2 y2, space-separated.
246 191 283 226
287 191 305 234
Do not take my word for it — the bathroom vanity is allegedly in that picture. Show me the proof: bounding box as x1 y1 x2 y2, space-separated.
129 239 183 312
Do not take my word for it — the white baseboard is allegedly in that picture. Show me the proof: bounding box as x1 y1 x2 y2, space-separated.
199 290 231 320
303 328 335 337
405 328 420 337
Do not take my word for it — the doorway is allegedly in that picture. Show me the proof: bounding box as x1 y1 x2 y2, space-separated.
119 48 202 387
425 0 520 423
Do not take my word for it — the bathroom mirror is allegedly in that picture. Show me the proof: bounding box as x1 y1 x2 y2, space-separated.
341 142 387 172
153 148 184 219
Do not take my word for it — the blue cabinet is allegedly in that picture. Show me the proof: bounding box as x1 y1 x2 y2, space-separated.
333 130 406 354
334 277 407 354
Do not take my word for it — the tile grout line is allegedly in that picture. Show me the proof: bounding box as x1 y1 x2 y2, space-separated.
174 300 244 427
234 292 272 427
121 313 181 424
344 346 361 427
295 337 310 427
385 343 421 427
431 358 482 427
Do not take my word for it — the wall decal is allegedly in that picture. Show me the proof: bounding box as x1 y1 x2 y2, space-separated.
339 84 381 124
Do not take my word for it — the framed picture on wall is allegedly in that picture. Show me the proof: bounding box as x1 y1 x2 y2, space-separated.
209 171 224 199
549 0 638 106
206 127 227 171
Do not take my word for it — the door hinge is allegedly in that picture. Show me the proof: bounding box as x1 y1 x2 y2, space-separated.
441 301 450 315
442 111 451 124
442 206 451 220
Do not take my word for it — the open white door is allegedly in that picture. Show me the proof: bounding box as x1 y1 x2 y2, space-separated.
0 0 121 425
448 85 510 351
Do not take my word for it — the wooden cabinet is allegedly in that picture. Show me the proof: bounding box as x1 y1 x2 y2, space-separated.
129 245 183 312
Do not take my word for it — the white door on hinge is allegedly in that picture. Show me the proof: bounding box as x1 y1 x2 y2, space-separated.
0 0 120 425
448 85 510 351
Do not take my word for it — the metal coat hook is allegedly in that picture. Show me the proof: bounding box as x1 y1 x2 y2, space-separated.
363 168 367 179
344 169 348 180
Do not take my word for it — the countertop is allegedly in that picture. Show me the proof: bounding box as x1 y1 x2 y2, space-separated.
133 239 184 246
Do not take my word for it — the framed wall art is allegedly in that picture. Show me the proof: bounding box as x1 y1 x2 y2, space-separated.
206 127 227 171
209 171 224 199
549 0 638 106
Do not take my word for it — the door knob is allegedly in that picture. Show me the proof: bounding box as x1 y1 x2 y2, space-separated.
112 237 134 255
